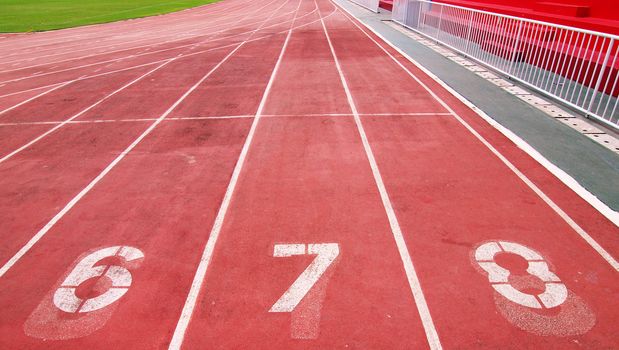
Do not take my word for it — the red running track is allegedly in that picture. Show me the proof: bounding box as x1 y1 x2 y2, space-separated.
0 0 617 348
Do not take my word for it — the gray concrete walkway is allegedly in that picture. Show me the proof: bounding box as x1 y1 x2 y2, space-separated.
336 0 619 212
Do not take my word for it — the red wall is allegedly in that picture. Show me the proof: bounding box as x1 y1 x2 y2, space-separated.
437 0 619 35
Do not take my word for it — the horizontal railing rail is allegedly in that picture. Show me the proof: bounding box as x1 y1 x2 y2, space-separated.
348 0 380 13
392 0 619 129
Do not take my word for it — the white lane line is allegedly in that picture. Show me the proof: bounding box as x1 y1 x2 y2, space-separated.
333 2 619 271
0 61 163 99
0 5 284 110
0 0 273 68
0 112 453 127
0 0 261 59
167 115 255 121
0 31 258 279
0 115 254 126
0 1 245 57
0 0 248 54
0 82 72 116
0 58 176 165
168 0 302 348
262 112 453 117
0 112 452 126
0 2 309 88
0 0 287 127
318 2 443 350
0 4 330 100
0 0 289 79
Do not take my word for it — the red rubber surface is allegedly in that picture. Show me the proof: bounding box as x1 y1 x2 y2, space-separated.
0 0 617 348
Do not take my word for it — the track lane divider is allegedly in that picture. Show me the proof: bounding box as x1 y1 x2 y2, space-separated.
0 81 72 116
0 0 271 69
0 1 291 278
0 0 287 86
0 0 253 55
0 0 294 163
0 112 453 126
0 59 175 164
167 0 304 347
316 1 443 349
0 4 329 101
0 0 296 79
0 0 316 92
332 0 619 271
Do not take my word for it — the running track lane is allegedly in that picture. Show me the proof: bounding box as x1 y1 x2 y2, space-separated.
0 0 279 96
0 22 278 160
0 0 293 264
0 0 617 348
0 48 232 271
0 0 304 105
0 29 256 269
0 0 260 69
0 0 301 348
177 6 431 349
324 0 618 348
0 65 157 124
0 1 282 84
0 0 256 69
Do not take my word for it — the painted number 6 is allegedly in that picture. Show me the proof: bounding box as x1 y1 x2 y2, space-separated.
475 241 567 309
53 246 144 313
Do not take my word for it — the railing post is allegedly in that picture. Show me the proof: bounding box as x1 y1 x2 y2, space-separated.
403 0 409 26
417 0 423 29
587 38 614 111
390 0 617 127
464 11 474 53
508 21 524 74
436 5 444 38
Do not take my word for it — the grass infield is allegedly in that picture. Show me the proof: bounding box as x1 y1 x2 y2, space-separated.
0 0 220 32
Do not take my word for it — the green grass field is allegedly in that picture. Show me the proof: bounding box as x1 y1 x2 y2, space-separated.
0 0 220 32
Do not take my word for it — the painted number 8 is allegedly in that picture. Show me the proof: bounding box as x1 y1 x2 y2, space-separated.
53 246 144 313
475 241 567 309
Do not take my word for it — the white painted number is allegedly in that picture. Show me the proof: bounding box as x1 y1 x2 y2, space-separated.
25 245 145 340
475 241 567 309
270 243 339 312
53 246 144 313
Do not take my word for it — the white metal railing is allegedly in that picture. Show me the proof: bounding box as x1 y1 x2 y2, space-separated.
348 0 380 13
392 0 619 129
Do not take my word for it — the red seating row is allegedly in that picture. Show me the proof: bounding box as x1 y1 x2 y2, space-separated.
437 0 619 35
379 0 393 11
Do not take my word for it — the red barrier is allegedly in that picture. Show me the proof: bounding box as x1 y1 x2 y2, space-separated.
420 5 619 96
437 0 619 35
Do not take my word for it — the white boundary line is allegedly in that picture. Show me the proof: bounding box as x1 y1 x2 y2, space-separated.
0 3 332 101
0 2 289 83
167 0 302 347
0 81 73 116
0 58 176 164
0 0 259 56
0 0 303 78
317 1 443 349
0 0 295 160
0 112 453 126
0 12 271 279
0 61 162 99
0 0 274 68
0 6 290 74
0 1 317 88
333 0 619 271
0 0 250 54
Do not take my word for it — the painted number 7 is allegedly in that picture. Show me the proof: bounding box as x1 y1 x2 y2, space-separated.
270 243 339 312
269 243 339 339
